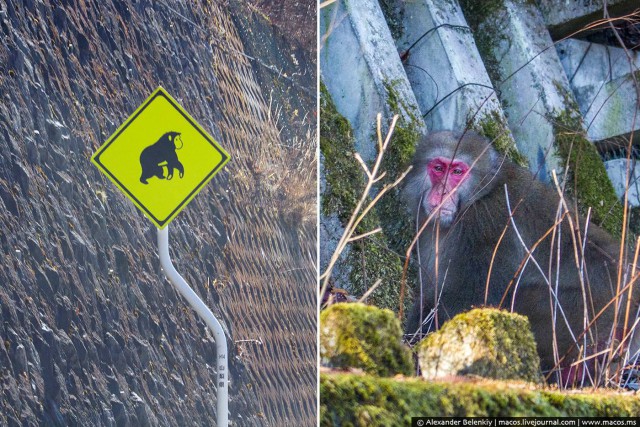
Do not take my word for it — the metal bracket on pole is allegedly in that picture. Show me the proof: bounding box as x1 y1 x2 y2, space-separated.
158 225 229 426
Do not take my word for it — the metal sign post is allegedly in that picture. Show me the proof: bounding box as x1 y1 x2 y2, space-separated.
158 225 228 426
91 87 231 425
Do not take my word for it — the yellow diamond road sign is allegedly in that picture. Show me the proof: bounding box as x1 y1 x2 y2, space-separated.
92 87 230 229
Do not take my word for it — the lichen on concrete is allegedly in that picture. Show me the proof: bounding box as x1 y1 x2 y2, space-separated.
320 82 363 219
475 110 528 167
320 303 413 377
552 106 624 237
320 81 409 311
377 80 420 251
418 308 542 383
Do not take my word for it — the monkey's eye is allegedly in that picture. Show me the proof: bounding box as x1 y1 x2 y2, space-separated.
452 168 463 175
433 164 444 172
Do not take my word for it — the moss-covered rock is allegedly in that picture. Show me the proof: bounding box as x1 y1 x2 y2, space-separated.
320 372 640 425
320 303 413 377
418 308 542 383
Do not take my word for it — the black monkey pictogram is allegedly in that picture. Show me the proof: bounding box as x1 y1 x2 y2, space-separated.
139 131 184 184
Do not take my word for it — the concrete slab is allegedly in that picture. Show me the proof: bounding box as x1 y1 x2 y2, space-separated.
578 72 639 142
396 0 513 137
538 0 637 40
320 0 426 161
320 0 426 297
556 38 640 142
460 0 579 181
605 158 640 206
557 38 640 87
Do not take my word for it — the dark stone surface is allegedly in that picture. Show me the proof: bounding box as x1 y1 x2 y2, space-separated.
0 1 316 425
246 0 316 53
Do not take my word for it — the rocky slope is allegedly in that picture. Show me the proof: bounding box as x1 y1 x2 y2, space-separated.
0 1 316 426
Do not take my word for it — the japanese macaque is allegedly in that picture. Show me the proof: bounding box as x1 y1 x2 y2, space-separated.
403 130 638 383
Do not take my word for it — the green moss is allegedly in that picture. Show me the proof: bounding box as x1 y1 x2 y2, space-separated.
383 79 420 126
374 80 423 315
552 108 624 236
475 110 528 166
320 303 413 377
321 372 640 424
355 405 397 426
345 237 405 311
376 79 418 251
418 308 542 383
320 82 409 311
320 82 363 218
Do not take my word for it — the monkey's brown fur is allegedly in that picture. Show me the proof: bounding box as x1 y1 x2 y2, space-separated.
403 131 636 378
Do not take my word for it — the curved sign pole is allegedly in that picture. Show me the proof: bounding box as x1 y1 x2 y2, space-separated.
158 225 229 426
92 87 231 426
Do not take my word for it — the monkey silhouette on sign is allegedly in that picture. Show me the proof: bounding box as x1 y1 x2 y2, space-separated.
139 131 184 184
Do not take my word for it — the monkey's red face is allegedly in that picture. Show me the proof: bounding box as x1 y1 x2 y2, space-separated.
424 157 470 226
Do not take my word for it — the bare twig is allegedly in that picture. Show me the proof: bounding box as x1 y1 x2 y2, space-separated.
348 228 383 243
358 279 383 303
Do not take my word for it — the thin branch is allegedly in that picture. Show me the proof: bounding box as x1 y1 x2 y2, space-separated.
348 228 383 243
354 153 372 179
358 279 383 303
